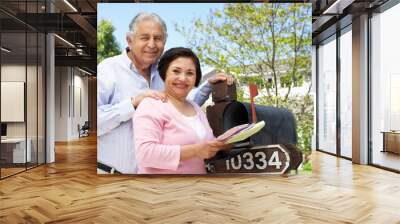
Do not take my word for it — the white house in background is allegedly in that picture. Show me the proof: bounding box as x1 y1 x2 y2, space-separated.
201 66 311 103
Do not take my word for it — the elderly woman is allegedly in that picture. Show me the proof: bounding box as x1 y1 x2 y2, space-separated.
133 47 229 174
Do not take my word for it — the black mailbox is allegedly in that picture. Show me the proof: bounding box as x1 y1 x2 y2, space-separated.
205 81 302 174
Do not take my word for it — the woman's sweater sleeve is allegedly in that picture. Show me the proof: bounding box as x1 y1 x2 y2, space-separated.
133 99 181 170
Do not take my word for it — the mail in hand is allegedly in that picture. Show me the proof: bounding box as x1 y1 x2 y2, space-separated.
217 121 265 144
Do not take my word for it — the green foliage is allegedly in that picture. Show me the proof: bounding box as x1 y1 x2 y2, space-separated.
97 20 121 64
176 3 311 106
254 94 314 162
176 3 313 165
302 161 312 172
284 94 314 163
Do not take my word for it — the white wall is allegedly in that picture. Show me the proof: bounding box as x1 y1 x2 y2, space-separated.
71 72 89 138
1 63 46 164
55 67 69 141
54 67 89 141
1 65 37 138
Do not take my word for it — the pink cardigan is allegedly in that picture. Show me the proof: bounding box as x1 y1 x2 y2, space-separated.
133 98 215 174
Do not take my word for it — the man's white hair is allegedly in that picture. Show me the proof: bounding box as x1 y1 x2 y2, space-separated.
128 12 168 41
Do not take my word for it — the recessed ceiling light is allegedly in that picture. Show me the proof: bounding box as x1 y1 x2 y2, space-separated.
78 67 92 76
54 34 75 48
1 47 11 53
323 0 355 15
63 0 78 12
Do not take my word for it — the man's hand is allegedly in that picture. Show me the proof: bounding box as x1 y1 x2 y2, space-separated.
132 90 166 109
208 73 235 86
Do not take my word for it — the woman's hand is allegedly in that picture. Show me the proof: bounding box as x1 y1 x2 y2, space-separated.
180 140 231 161
195 140 227 159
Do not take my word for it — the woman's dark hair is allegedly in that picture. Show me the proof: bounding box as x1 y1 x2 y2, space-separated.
157 47 202 87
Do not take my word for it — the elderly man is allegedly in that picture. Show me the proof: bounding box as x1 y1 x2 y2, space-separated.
97 12 233 174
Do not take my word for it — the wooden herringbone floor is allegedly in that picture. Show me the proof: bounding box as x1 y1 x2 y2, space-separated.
1 135 400 224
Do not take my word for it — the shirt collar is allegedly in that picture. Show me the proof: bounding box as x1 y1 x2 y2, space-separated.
121 47 133 68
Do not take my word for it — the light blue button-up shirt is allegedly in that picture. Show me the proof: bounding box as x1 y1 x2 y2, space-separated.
97 50 212 174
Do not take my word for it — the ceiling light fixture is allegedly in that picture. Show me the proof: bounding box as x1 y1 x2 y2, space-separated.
1 47 11 53
78 67 92 76
63 0 78 12
322 0 355 15
76 48 85 55
54 34 75 48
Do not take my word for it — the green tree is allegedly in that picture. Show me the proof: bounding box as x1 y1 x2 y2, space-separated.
176 3 311 106
97 20 121 63
176 3 313 167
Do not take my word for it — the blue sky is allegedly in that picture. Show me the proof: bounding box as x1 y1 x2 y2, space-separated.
98 3 226 52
